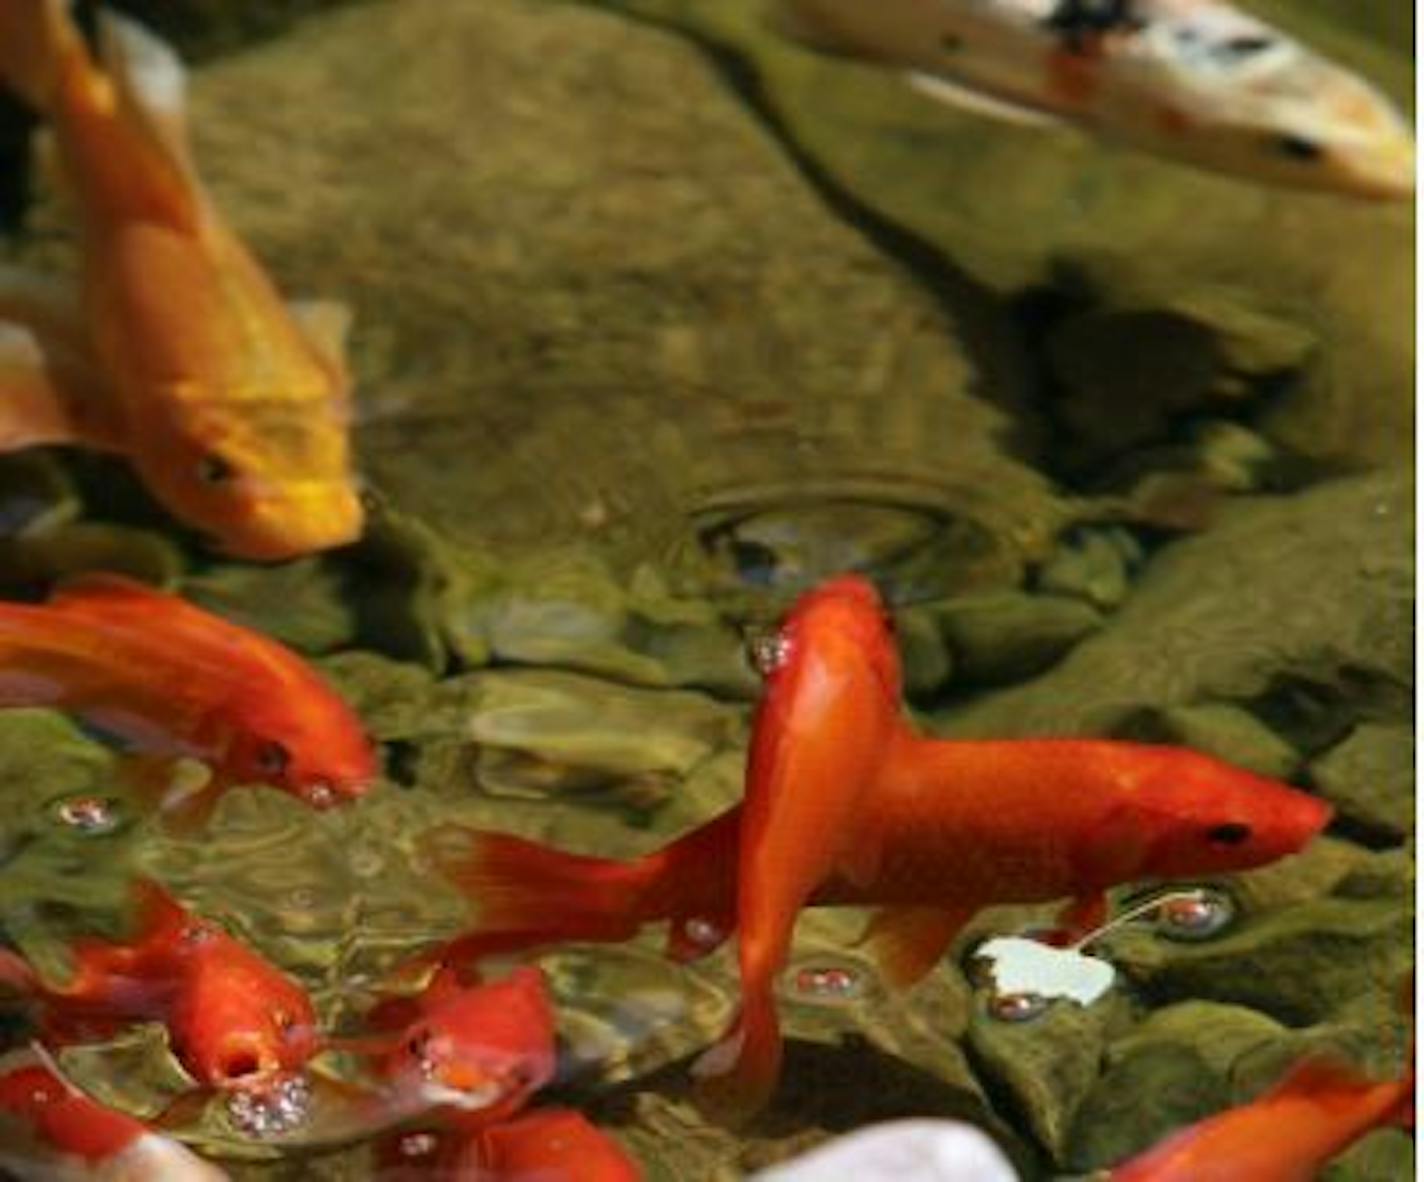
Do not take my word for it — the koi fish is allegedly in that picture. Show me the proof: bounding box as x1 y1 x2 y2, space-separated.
0 1046 231 1181
0 0 362 558
356 965 557 1125
774 0 1415 199
0 879 319 1090
1110 1049 1412 1180
417 574 1332 1120
0 574 375 823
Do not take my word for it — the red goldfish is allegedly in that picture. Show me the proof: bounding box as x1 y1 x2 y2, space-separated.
379 1109 641 1181
1110 1051 1412 1180
0 574 375 822
0 1046 230 1180
450 1108 644 1180
0 0 361 559
357 965 557 1125
417 575 1332 1120
0 880 319 1090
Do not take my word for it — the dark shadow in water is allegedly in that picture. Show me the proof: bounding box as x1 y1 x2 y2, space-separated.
555 1035 1052 1179
573 1 1049 465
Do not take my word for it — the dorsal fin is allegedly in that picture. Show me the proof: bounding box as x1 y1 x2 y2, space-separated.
49 572 172 610
94 10 207 220
1264 1054 1370 1102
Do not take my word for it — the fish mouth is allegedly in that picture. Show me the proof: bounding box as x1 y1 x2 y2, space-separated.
212 1036 282 1089
217 482 365 561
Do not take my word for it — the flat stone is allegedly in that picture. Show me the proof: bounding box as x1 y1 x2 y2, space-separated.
1308 723 1413 838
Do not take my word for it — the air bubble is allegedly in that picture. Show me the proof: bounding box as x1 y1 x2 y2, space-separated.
792 964 864 1000
1157 889 1235 941
399 1131 440 1158
53 795 121 835
988 992 1048 1022
682 918 723 948
747 631 792 676
305 783 336 809
225 1073 311 1138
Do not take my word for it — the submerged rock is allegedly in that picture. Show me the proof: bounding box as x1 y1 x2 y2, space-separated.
185 0 1071 606
930 591 1103 687
1307 723 1413 840
937 471 1411 741
184 558 357 654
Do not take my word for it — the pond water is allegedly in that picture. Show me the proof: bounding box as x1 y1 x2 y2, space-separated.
0 0 1413 1179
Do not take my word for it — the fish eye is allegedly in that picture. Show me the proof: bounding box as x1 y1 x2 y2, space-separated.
1206 822 1252 847
1271 133 1323 162
1222 34 1272 56
255 740 292 777
196 453 236 485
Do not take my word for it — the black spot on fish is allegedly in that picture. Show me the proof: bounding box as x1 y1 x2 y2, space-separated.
1044 0 1144 53
940 32 964 53
1205 822 1252 847
1272 133 1323 162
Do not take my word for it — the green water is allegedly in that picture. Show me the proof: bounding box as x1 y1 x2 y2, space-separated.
0 0 1414 1178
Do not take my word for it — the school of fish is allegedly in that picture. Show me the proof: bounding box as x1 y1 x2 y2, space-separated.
0 0 1411 1178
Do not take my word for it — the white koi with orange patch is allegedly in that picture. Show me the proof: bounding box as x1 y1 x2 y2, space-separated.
775 0 1414 197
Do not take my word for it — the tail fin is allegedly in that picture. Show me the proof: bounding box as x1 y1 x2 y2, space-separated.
416 826 656 969
691 987 783 1126
0 0 71 111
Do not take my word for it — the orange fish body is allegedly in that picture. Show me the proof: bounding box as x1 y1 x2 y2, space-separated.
0 880 319 1090
692 575 902 1116
0 0 361 558
0 575 375 816
0 1048 230 1178
1110 1055 1413 1181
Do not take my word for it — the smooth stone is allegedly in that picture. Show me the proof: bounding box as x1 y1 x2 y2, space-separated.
932 592 1103 685
1120 702 1301 781
1308 723 1413 838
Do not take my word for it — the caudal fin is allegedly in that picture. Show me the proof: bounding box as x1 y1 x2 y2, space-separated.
415 826 654 972
691 988 783 1126
0 0 72 111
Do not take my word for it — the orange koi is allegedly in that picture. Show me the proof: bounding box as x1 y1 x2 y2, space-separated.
0 574 375 823
0 1046 231 1179
1110 1050 1412 1180
0 879 319 1091
417 575 1332 1121
0 0 361 558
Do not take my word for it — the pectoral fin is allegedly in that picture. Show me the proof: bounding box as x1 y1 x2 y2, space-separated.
289 298 355 371
0 322 125 453
905 71 1067 128
859 904 978 990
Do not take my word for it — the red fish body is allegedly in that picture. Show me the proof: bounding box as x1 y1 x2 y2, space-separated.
361 965 557 1127
0 1047 230 1179
0 0 362 559
1110 1053 1413 1181
0 880 319 1090
451 1108 643 1180
419 575 1332 1119
0 575 375 819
